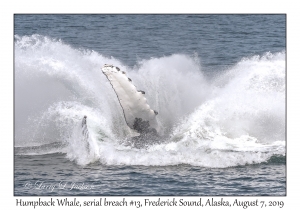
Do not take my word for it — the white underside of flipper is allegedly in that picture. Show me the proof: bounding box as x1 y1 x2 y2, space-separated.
102 64 159 134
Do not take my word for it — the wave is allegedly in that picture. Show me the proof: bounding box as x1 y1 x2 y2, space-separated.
14 34 285 167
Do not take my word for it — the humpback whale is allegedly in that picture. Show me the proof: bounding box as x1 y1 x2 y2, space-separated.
101 64 159 137
80 64 160 147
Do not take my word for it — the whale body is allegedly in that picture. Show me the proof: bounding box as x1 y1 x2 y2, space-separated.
101 64 159 135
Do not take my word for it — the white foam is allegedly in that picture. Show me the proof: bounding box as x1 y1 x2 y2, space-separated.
15 35 285 167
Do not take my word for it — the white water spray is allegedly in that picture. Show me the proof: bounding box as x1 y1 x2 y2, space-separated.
15 35 285 167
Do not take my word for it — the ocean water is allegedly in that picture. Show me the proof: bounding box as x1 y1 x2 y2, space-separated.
14 14 286 196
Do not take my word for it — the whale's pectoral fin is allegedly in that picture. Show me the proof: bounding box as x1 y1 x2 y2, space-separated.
80 115 92 153
102 64 159 136
81 115 90 142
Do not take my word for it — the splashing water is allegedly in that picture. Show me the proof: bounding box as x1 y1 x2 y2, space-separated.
15 35 285 167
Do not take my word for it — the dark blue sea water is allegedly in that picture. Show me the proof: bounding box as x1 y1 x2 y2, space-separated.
14 14 286 196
